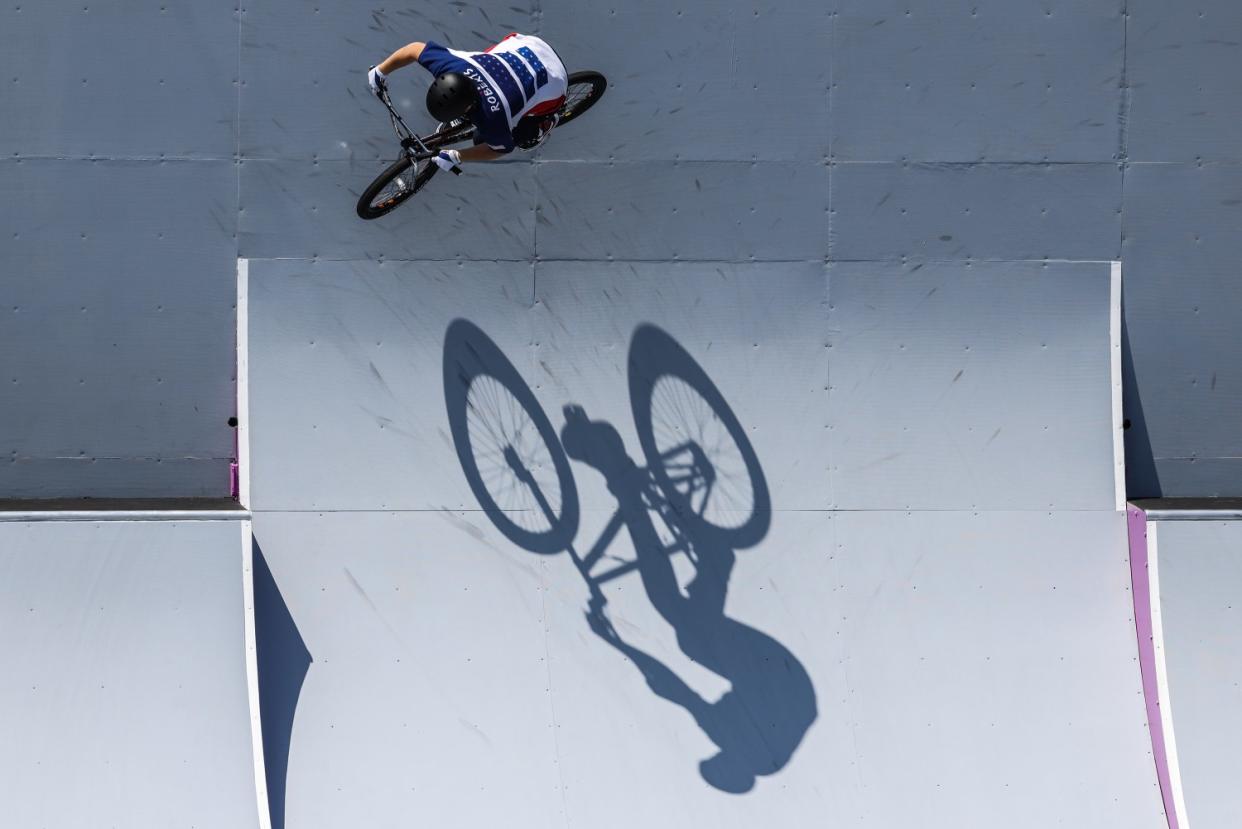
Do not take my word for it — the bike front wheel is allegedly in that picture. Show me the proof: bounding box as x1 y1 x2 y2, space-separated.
356 154 437 220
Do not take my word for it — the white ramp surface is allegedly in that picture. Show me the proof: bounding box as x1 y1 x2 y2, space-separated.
247 257 1164 828
0 519 262 829
1156 520 1242 829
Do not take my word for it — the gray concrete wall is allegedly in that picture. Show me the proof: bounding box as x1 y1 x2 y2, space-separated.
0 2 1238 498
1 2 1238 497
1 4 239 497
1123 3 1242 495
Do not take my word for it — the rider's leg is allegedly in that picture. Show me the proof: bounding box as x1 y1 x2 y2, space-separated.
513 114 557 150
618 497 693 625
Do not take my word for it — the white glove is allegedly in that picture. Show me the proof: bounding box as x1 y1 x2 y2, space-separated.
367 65 387 98
432 150 462 173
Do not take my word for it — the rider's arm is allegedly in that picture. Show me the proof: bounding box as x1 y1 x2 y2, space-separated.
458 145 504 162
377 42 425 75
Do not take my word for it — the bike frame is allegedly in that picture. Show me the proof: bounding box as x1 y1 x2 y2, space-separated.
377 87 462 175
506 441 714 599
378 87 429 157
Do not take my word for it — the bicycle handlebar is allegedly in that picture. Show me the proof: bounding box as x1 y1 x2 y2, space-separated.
381 91 456 170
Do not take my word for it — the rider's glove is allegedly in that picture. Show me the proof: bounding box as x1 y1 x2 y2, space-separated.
432 149 462 174
367 65 387 98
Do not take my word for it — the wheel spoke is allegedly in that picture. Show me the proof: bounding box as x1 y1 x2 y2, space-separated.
647 375 754 529
465 375 563 529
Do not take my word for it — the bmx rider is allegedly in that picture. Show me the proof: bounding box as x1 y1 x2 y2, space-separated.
367 32 568 172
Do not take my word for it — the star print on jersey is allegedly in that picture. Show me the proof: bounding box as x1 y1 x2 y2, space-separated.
417 33 569 154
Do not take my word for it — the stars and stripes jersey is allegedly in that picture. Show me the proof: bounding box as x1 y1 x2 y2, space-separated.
418 33 568 154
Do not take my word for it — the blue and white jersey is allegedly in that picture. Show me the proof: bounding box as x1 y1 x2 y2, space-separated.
418 33 568 154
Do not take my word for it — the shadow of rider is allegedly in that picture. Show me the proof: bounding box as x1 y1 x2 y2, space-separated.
559 404 817 794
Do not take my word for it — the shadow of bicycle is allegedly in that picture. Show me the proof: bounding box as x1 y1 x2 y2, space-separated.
443 319 817 794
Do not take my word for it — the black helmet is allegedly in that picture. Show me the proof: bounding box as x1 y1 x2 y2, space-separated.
426 72 478 122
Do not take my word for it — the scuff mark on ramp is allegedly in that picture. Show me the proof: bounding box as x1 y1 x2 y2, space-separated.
435 508 487 544
458 718 493 747
342 566 412 654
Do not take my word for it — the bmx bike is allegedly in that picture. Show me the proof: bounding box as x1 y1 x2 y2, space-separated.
356 71 608 220
442 320 771 594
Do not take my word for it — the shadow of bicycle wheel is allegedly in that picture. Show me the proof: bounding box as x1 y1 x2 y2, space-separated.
628 323 772 549
442 318 580 554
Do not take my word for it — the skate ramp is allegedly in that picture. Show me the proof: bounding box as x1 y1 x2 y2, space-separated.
1146 518 1242 828
0 518 263 828
245 257 1165 827
6 2 1240 827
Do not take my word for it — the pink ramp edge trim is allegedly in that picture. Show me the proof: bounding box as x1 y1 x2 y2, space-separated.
1128 505 1180 829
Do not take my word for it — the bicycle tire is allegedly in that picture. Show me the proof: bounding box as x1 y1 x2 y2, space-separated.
443 319 580 554
555 71 607 127
356 155 437 220
629 324 771 549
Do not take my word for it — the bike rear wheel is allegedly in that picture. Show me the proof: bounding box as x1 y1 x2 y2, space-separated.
356 155 437 220
555 71 607 127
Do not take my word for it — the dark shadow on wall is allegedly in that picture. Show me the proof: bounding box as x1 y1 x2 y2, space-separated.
443 319 817 793
253 539 312 829
1121 312 1162 498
